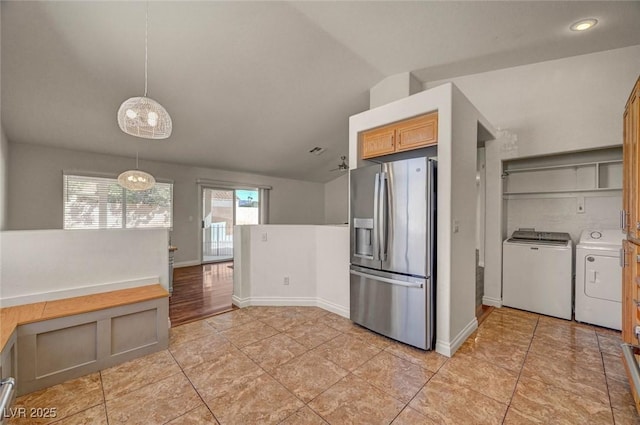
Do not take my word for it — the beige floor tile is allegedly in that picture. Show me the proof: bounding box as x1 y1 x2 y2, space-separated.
243 306 291 320
314 333 381 371
471 325 534 348
285 322 341 349
353 351 432 403
293 306 329 320
271 351 348 402
528 335 604 373
608 375 637 412
482 312 538 335
37 404 107 425
279 406 328 425
522 351 609 404
596 327 624 338
408 374 508 425
184 348 264 403
260 310 314 332
598 333 623 356
219 320 279 347
101 350 181 400
534 320 599 349
315 312 359 332
495 307 541 320
205 373 303 425
8 373 103 425
502 407 544 424
169 319 218 347
346 325 395 349
169 333 235 370
105 373 201 425
384 341 448 373
308 374 405 425
613 406 640 425
391 407 437 425
436 352 518 404
240 333 307 371
604 352 628 382
510 376 613 425
205 309 254 330
457 334 528 372
165 405 218 425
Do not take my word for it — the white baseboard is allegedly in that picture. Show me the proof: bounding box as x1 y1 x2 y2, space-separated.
316 298 349 318
174 260 201 268
482 296 502 307
0 277 161 307
435 317 478 357
231 295 349 318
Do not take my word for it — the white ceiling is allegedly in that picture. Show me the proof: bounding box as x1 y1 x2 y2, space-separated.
3 1 639 183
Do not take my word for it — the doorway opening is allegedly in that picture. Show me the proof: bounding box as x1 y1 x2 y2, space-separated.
201 187 260 263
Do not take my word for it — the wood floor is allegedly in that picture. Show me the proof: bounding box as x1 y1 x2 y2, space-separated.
169 262 234 327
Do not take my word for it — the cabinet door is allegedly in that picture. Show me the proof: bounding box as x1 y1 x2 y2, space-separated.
624 106 632 235
361 125 396 159
623 240 637 344
632 85 640 240
395 112 438 152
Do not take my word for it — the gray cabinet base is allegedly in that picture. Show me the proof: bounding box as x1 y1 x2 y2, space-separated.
17 298 168 396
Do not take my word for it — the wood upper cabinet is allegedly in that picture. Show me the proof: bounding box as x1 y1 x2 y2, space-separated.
361 112 438 159
361 125 396 159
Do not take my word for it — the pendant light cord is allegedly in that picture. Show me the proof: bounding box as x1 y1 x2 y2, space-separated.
144 1 148 97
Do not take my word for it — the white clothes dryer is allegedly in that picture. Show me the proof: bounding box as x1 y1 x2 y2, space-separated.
575 229 625 330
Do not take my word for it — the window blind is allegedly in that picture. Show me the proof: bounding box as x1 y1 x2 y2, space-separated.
63 174 173 230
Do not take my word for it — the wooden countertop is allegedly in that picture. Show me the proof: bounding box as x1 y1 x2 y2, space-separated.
0 284 168 351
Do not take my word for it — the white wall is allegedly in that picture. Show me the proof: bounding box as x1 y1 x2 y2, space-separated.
7 143 326 265
427 45 640 306
0 228 168 306
232 224 349 317
324 173 348 224
426 45 640 155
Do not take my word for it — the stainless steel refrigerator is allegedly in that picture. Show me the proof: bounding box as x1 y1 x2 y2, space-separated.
350 156 436 350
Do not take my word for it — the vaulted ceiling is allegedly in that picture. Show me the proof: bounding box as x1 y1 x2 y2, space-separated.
3 1 639 182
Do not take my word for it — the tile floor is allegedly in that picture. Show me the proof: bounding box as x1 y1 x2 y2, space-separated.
7 306 640 425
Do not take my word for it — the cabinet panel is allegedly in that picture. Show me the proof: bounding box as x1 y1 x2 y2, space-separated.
632 89 640 240
396 113 438 152
361 125 395 159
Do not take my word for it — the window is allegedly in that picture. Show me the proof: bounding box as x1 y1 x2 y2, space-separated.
63 174 173 230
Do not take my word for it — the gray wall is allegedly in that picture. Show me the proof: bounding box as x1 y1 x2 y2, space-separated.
324 173 348 224
7 143 326 264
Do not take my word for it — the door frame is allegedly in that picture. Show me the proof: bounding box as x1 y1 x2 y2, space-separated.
199 185 236 264
197 183 265 265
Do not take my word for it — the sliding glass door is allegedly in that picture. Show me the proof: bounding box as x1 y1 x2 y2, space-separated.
201 187 260 263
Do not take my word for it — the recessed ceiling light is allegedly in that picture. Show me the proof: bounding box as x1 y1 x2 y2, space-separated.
570 18 598 31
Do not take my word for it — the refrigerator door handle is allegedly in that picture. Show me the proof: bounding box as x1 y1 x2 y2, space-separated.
379 171 388 261
372 172 380 261
350 269 424 289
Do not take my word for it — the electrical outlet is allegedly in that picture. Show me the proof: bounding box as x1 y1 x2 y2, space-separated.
261 233 268 242
283 276 290 285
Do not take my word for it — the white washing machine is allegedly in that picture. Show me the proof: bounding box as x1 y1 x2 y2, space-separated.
575 229 625 330
503 230 573 320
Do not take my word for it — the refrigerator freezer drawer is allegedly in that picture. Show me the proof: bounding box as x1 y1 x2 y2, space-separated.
349 268 433 350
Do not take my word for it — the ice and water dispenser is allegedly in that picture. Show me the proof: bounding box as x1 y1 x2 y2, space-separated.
353 218 374 259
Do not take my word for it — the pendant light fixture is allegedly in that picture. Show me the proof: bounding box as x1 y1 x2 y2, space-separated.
118 151 156 191
117 2 172 139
